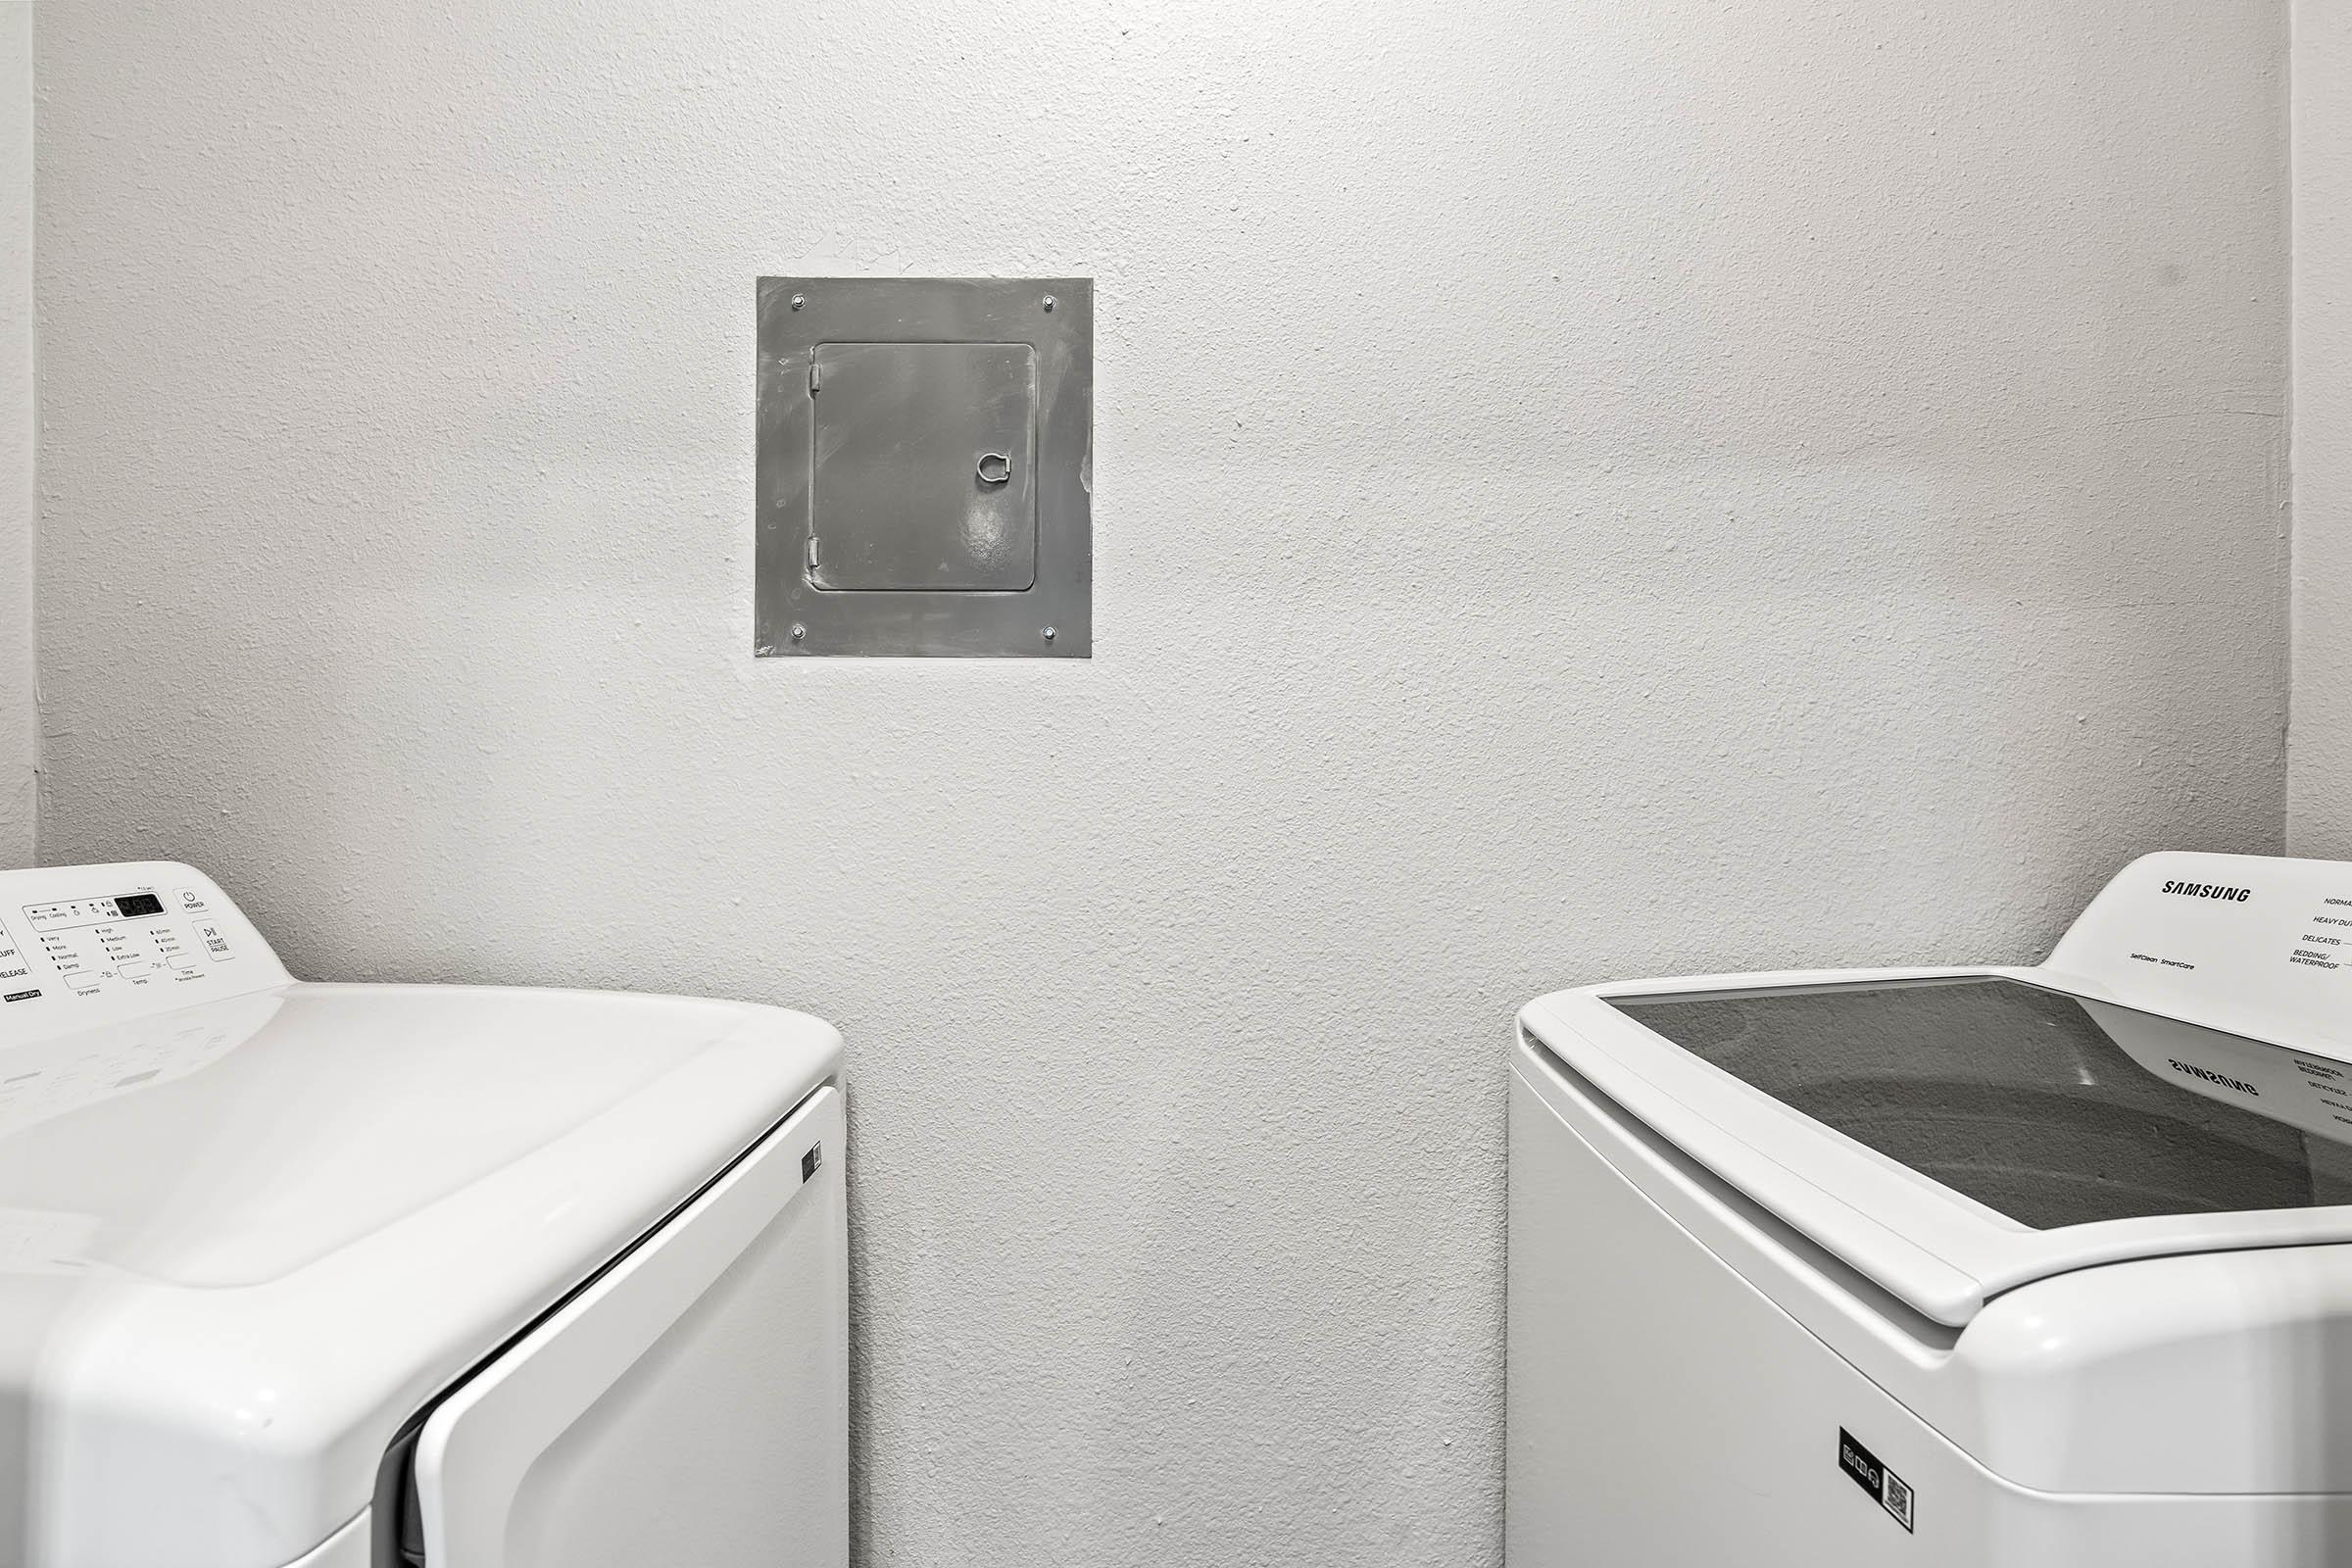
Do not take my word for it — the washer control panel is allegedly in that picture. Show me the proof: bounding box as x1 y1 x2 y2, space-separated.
0 862 290 1042
2049 851 2352 1065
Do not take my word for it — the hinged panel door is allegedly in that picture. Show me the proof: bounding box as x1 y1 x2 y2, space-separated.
808 341 1038 592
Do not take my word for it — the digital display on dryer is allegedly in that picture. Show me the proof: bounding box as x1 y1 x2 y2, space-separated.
111 894 165 919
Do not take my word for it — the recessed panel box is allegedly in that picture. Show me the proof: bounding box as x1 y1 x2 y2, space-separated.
757 277 1091 658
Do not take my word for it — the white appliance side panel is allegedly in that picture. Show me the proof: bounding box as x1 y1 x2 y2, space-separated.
1505 1073 2352 1568
416 1086 847 1568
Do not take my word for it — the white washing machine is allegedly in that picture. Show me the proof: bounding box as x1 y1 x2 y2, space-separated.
1509 851 2352 1566
0 860 848 1568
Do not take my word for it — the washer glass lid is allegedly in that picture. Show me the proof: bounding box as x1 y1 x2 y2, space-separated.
1610 977 2352 1231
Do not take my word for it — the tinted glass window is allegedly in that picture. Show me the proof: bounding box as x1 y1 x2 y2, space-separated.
1610 978 2352 1230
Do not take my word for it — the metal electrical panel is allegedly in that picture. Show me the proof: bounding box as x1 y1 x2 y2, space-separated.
756 277 1093 658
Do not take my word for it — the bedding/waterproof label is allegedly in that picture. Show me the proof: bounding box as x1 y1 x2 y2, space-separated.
1838 1428 1915 1533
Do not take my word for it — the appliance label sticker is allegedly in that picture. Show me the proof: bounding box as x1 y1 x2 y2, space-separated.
1838 1428 1915 1533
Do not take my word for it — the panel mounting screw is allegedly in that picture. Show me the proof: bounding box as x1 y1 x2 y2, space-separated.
1041 294 1056 313
1042 625 1057 643
790 623 807 643
789 293 807 311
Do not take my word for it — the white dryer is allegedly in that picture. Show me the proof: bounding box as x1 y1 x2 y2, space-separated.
1510 852 2352 1566
0 860 847 1568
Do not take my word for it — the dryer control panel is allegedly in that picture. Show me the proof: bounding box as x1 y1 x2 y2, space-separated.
0 862 291 1042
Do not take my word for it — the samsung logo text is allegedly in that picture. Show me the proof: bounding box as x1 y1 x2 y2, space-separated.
2162 880 2250 903
2168 1058 2258 1097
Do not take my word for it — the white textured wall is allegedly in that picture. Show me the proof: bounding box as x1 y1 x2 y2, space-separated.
34 4 2286 1562
0 1 27 869
2291 1 2352 854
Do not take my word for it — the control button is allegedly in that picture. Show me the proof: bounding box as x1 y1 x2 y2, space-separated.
175 889 206 912
195 923 231 961
116 961 151 979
